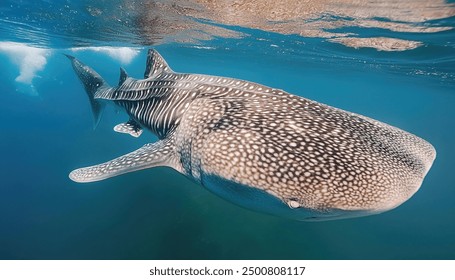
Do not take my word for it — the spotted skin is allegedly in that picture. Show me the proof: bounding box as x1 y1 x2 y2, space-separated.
69 137 178 182
113 119 143 137
67 49 436 221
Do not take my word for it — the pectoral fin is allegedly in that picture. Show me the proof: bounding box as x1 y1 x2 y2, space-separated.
69 138 176 183
113 119 143 137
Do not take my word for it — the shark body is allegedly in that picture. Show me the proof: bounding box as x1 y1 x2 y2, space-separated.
67 49 436 221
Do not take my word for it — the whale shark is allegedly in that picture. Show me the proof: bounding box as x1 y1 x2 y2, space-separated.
67 49 436 221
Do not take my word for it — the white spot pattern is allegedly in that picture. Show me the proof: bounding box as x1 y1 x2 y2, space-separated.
70 49 436 220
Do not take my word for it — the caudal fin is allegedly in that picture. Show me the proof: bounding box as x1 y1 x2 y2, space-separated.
65 54 108 128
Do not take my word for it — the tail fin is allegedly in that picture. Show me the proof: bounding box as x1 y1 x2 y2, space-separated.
65 54 108 128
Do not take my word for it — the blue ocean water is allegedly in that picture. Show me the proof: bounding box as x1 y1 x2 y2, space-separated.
0 1 454 259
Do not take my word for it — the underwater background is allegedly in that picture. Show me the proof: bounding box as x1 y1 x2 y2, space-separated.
0 0 454 259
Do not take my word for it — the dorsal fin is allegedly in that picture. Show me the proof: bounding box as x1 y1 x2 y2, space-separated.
144 49 173 79
118 67 128 86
